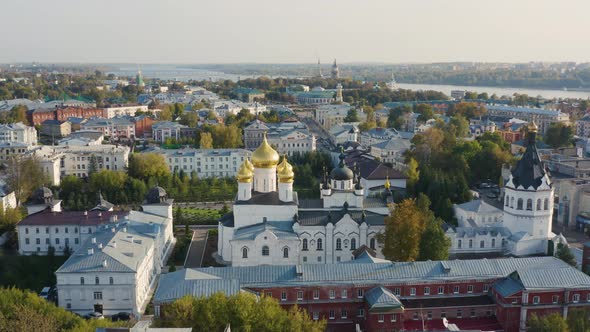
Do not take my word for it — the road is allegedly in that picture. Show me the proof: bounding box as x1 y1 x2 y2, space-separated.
183 229 210 268
300 116 335 152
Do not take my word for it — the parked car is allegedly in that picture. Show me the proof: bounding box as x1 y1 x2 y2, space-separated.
86 312 104 320
39 287 51 300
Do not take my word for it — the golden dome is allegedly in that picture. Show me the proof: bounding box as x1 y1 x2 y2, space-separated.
237 161 253 183
245 158 254 172
278 157 295 183
251 134 280 168
384 176 391 190
528 121 538 133
277 154 288 173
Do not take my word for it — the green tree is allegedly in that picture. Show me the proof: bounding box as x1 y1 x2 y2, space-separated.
6 155 46 206
545 123 574 148
448 115 470 138
406 158 420 196
88 170 128 204
556 243 577 267
528 313 569 332
128 153 171 180
567 308 590 332
199 132 214 149
378 199 426 262
448 102 487 119
344 108 360 122
415 104 434 122
155 292 326 332
88 154 99 176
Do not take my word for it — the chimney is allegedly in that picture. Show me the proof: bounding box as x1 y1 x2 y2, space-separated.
112 241 117 248
91 237 96 244
88 248 94 255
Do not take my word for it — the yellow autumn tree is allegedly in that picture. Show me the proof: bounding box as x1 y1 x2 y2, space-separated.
378 198 427 262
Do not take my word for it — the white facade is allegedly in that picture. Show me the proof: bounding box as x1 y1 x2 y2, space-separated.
149 148 251 178
152 121 188 143
0 122 37 145
103 105 148 118
55 188 174 317
81 117 136 140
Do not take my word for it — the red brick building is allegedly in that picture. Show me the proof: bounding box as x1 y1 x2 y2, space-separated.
154 255 590 332
29 108 56 125
132 115 156 138
56 107 103 122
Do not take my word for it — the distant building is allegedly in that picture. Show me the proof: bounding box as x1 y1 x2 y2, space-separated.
329 123 359 145
576 114 590 138
81 117 135 141
103 105 149 119
56 107 103 122
331 59 339 79
315 104 353 130
451 90 466 100
359 127 413 148
243 119 316 155
151 121 189 143
133 115 156 138
485 104 569 134
148 148 251 178
233 88 265 103
41 120 71 138
0 122 37 146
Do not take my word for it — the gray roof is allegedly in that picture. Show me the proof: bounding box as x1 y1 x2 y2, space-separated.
233 221 298 241
454 199 502 214
155 269 241 304
365 286 403 312
493 277 524 297
297 210 385 226
450 226 511 238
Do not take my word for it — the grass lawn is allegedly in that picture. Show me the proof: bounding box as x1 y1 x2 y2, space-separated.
0 251 68 292
179 207 223 225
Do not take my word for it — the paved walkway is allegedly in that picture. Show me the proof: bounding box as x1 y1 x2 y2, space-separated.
184 229 209 268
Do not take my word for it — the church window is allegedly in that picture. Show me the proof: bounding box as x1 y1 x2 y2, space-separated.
340 182 344 190
517 198 523 210
505 196 509 206
510 197 514 208
458 240 462 249
526 199 533 210
302 239 308 251
242 247 248 258
370 238 376 250
95 276 99 285
468 240 473 248
336 238 342 251
544 198 549 210
80 277 84 285
492 239 496 248
283 247 289 258
350 238 357 250
262 246 270 256
480 240 485 248
317 239 323 251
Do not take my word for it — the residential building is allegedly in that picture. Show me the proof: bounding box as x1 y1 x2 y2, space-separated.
369 138 411 166
132 115 156 138
57 131 104 146
55 187 175 317
103 105 149 118
152 121 189 143
0 185 17 211
40 120 71 138
0 122 37 145
56 107 103 122
233 88 265 102
217 137 391 267
154 255 590 332
576 114 590 138
359 127 413 148
148 148 251 178
81 117 136 141
485 104 570 134
315 104 352 130
243 119 316 155
329 123 359 145
451 90 466 100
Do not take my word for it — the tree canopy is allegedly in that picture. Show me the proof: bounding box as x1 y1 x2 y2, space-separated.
155 292 326 332
528 313 569 332
128 153 171 181
545 122 573 148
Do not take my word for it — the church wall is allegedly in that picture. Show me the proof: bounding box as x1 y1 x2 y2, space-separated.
233 205 298 229
230 232 300 267
503 187 554 239
322 192 363 209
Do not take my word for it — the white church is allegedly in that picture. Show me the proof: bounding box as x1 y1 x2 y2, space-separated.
447 122 565 257
218 134 391 266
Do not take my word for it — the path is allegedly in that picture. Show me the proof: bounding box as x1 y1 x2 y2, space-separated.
184 229 209 268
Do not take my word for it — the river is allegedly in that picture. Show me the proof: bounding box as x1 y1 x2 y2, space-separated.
397 83 590 100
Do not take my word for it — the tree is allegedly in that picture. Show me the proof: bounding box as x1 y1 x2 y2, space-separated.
556 243 577 267
199 132 213 149
448 115 470 138
344 108 360 122
0 288 123 332
567 309 590 332
378 199 426 262
156 292 326 332
448 102 487 119
6 155 46 206
128 153 170 180
545 123 573 148
406 158 420 196
88 154 99 176
88 170 128 204
415 104 434 122
528 313 569 332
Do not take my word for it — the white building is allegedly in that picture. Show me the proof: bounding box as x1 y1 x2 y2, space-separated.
102 105 149 119
315 104 353 131
81 117 136 141
0 122 38 161
485 104 570 135
151 121 188 143
149 148 251 178
243 119 316 156
576 114 590 138
369 138 411 166
218 136 391 267
328 123 359 145
32 143 130 182
54 187 174 317
447 123 562 257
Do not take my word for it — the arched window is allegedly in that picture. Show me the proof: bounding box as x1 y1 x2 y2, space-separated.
517 198 523 210
370 238 376 250
350 238 357 250
544 198 549 210
302 239 308 251
526 199 533 211
317 239 323 251
262 246 270 256
336 238 342 251
505 196 509 206
95 276 99 285
537 199 542 210
458 240 462 249
283 247 289 258
491 239 496 248
242 247 248 258
510 197 514 208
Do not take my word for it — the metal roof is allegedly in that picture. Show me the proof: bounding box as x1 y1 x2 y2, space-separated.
365 286 403 312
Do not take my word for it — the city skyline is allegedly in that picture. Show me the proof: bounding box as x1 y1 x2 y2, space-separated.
1 0 589 64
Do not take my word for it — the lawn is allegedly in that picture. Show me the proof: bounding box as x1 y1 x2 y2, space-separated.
0 250 68 292
179 207 223 225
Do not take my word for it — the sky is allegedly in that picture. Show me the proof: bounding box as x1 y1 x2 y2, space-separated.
1 0 590 64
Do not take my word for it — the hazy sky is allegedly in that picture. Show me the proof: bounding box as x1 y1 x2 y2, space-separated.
1 0 589 64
